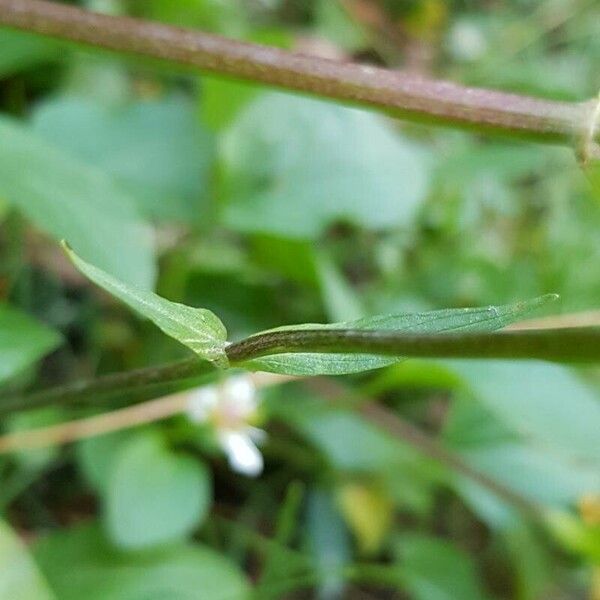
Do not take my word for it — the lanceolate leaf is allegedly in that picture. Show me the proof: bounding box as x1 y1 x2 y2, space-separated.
64 244 228 367
241 295 557 375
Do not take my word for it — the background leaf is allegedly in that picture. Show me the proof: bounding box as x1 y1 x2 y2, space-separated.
444 392 600 528
221 92 430 238
105 431 212 549
65 245 228 365
34 524 249 600
448 360 600 464
32 95 215 222
394 534 489 600
0 304 61 385
0 116 155 289
0 520 55 600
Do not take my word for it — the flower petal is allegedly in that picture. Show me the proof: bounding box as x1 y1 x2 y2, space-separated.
218 430 264 477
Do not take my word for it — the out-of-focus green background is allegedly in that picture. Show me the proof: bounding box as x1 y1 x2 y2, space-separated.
0 1 599 598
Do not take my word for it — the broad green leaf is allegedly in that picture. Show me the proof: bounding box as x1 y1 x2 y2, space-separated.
221 92 430 238
32 96 215 221
444 396 600 527
266 384 428 476
105 432 212 549
0 304 61 385
0 520 55 600
77 431 133 494
244 295 555 376
34 523 250 600
0 116 155 289
64 244 228 366
448 361 600 464
394 534 489 600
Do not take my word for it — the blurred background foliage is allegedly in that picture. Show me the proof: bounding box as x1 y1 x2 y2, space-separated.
0 0 600 598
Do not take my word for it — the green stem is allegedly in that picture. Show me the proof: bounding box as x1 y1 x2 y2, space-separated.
2 326 599 416
228 326 600 363
0 357 214 417
0 0 596 145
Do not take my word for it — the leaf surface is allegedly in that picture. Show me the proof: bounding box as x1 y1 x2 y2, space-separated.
34 524 250 600
32 96 215 221
65 244 228 366
105 432 212 549
0 520 55 600
245 295 556 375
222 92 430 238
0 116 155 288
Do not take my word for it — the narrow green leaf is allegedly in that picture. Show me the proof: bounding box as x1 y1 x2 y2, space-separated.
64 243 228 366
0 520 55 600
0 304 61 385
0 115 155 289
105 432 212 549
448 361 600 464
243 295 557 375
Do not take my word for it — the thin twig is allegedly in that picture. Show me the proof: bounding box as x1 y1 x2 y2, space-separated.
0 0 596 145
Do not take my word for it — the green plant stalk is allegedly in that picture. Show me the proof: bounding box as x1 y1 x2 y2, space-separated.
2 326 600 416
228 327 600 363
0 0 596 146
0 357 217 417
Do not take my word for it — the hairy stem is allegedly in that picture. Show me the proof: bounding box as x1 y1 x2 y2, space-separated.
0 0 596 145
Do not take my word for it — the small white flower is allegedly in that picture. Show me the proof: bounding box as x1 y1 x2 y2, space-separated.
218 430 264 477
187 375 265 477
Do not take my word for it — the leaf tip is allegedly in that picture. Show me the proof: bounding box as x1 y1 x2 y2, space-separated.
60 239 73 254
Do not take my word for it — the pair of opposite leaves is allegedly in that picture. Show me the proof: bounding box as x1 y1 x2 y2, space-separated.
63 243 570 376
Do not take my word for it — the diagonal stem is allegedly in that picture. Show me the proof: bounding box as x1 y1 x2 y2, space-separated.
0 0 596 145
